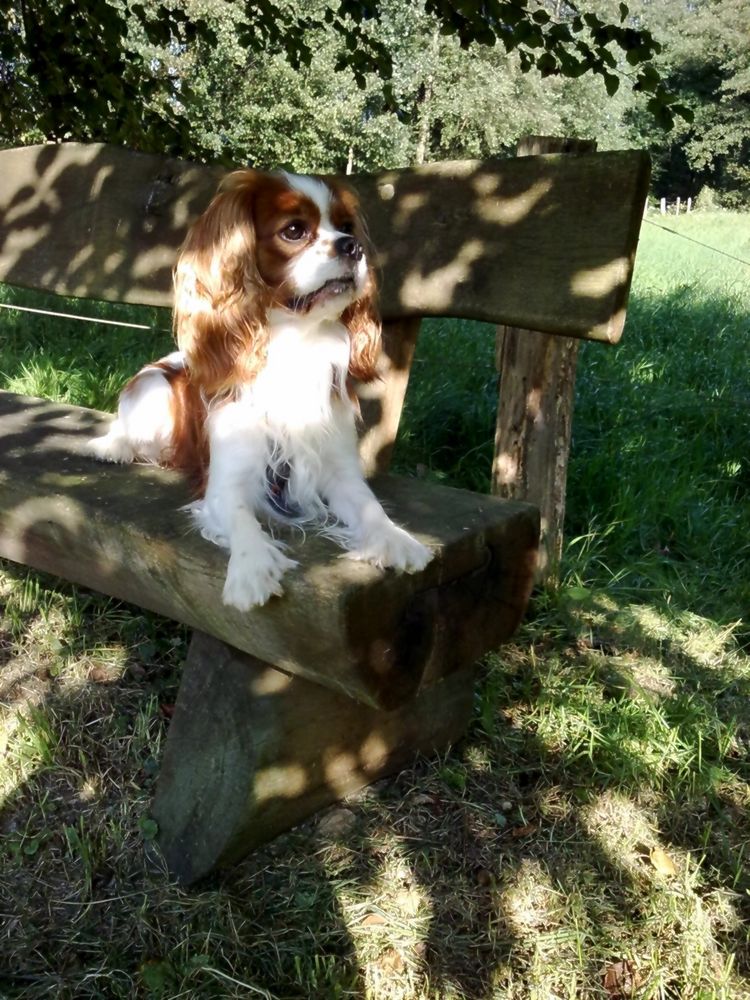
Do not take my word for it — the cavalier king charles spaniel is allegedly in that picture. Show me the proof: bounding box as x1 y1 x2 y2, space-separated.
88 169 432 610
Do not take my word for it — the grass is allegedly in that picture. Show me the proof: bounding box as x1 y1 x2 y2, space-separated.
0 210 749 998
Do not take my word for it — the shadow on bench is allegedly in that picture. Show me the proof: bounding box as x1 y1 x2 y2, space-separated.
0 140 649 882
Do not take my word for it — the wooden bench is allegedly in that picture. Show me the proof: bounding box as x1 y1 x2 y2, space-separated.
0 141 650 883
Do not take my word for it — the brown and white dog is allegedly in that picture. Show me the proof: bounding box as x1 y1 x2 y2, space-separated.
88 169 431 610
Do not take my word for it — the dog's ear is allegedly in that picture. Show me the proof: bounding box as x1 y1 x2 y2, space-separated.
333 186 381 383
173 171 270 396
343 275 382 383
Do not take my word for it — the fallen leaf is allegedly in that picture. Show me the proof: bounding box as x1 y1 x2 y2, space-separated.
317 808 356 839
602 958 642 998
511 823 538 838
649 846 677 876
475 867 493 887
361 913 387 927
377 948 405 974
89 664 116 684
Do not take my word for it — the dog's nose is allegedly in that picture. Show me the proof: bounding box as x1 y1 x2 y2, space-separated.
335 235 364 261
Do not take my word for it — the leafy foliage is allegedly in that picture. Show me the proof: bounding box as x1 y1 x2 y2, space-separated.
628 0 750 206
0 0 200 150
0 0 685 156
0 1 745 204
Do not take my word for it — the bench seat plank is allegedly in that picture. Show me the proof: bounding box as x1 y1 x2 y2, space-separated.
0 390 539 709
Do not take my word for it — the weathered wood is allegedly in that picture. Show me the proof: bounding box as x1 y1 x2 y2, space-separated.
0 390 539 709
0 142 650 342
152 631 476 884
358 316 422 476
0 138 651 878
493 136 596 582
493 325 580 580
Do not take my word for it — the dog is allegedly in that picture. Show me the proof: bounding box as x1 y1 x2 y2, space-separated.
87 168 432 610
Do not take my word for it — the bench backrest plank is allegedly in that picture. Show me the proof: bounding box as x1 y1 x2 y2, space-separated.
0 142 649 342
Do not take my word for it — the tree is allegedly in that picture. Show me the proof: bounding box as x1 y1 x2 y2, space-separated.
625 0 750 206
0 0 686 157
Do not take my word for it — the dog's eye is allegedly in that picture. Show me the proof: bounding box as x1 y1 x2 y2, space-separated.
280 220 308 242
338 220 355 236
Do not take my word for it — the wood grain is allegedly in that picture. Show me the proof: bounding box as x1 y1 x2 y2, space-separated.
493 136 596 581
0 390 539 710
0 142 649 341
358 316 422 476
153 632 476 883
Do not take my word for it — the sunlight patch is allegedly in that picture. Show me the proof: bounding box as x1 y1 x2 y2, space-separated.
500 858 563 934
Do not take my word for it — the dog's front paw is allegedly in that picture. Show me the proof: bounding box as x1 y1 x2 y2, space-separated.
222 539 298 611
347 523 432 574
85 432 135 464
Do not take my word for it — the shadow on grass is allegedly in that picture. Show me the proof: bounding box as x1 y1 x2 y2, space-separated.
1 558 749 998
1 265 749 995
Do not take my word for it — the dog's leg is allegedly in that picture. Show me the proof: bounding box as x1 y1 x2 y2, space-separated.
86 367 176 465
200 409 298 611
317 404 432 573
221 502 298 611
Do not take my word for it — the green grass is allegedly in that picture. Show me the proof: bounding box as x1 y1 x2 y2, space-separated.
1 211 749 999
0 289 172 410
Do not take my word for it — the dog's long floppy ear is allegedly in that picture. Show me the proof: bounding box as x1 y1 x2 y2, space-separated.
343 272 382 384
338 190 381 384
173 170 269 397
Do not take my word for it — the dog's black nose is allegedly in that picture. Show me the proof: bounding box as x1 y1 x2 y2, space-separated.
335 235 364 261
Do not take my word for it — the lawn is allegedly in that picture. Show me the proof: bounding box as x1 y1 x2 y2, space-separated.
0 211 749 999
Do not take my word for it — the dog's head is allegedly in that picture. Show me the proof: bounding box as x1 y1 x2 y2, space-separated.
173 169 380 396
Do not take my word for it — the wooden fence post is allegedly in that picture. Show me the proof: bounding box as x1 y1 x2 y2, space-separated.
492 135 597 584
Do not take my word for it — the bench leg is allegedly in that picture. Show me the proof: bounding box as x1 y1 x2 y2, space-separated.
151 631 475 884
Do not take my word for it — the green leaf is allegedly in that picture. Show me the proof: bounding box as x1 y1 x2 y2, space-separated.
139 816 159 841
603 72 620 97
139 959 176 998
23 837 41 856
672 104 694 124
565 585 591 603
537 51 558 77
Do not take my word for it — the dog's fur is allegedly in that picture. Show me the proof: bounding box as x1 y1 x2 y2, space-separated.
88 169 431 609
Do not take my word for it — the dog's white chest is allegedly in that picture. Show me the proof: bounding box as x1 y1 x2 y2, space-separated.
252 321 350 432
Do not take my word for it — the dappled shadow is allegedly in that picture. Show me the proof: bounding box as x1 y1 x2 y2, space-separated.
0 390 538 712
0 142 649 341
347 605 750 996
4 587 748 996
0 144 222 309
350 150 649 343
0 139 672 995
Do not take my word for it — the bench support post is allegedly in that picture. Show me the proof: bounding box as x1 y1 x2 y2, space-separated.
358 316 422 476
152 631 475 884
493 135 597 583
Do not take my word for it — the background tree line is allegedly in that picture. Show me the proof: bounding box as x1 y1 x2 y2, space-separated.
1 0 748 206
